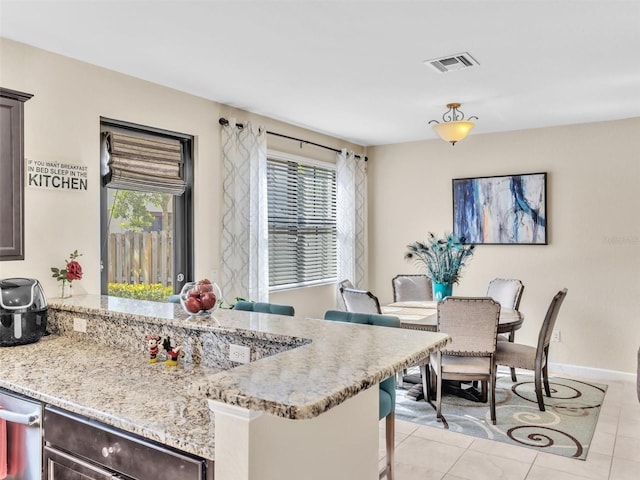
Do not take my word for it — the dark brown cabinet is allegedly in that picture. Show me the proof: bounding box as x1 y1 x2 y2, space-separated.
44 406 213 480
0 87 33 261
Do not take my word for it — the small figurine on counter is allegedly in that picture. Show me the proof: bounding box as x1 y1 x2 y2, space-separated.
162 336 183 366
146 334 162 364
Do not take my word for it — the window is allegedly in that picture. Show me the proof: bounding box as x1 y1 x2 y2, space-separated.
267 151 337 289
100 118 193 301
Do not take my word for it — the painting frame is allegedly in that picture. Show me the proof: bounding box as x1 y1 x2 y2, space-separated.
452 172 547 245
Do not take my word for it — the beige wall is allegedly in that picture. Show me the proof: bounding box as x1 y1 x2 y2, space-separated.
367 118 640 374
0 38 363 319
3 38 638 374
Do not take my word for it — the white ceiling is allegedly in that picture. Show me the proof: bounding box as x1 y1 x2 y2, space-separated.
1 1 639 146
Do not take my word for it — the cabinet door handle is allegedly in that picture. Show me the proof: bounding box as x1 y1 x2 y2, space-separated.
0 408 40 426
101 442 122 458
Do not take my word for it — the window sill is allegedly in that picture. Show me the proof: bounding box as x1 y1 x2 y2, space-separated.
269 279 337 293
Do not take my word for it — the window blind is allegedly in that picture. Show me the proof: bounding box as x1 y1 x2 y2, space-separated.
267 157 337 288
102 131 186 195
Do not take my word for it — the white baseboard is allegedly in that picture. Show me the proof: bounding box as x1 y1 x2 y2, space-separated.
497 363 635 384
547 362 635 383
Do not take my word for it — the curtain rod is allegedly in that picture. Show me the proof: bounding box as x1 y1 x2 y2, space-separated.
218 117 367 161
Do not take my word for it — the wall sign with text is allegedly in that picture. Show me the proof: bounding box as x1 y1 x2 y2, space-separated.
26 158 88 191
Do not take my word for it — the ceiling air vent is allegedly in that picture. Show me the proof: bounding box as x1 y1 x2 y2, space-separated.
425 52 479 73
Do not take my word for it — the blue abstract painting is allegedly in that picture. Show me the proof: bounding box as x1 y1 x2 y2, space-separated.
453 173 547 244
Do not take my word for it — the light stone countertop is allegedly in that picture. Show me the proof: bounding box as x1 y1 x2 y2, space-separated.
0 295 450 460
0 335 220 460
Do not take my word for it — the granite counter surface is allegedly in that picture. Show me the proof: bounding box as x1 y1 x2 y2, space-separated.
1 295 450 461
0 335 220 460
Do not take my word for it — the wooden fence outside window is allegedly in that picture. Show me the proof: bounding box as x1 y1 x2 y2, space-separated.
107 231 173 286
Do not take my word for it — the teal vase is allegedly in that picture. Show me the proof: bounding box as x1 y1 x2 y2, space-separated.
433 282 453 301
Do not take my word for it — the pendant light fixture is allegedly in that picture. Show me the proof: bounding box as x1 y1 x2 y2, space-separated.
429 103 478 146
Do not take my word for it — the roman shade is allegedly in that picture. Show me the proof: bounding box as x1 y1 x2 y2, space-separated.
101 131 186 195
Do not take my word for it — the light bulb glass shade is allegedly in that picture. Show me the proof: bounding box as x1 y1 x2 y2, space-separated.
432 121 475 144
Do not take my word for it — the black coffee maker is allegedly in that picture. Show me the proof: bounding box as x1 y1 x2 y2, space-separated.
0 278 48 346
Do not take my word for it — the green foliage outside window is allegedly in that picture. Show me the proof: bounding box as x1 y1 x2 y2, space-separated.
108 283 173 302
110 190 171 232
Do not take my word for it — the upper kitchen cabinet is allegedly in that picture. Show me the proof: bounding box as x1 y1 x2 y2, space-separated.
0 88 33 261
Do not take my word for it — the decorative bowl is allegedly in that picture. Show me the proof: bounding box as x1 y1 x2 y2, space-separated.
179 280 222 317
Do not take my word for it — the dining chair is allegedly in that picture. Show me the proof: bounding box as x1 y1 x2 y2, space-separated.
391 274 433 302
323 310 400 480
423 297 501 426
486 278 525 381
337 279 355 309
390 274 432 386
233 300 295 316
495 288 568 411
486 278 524 311
340 287 382 314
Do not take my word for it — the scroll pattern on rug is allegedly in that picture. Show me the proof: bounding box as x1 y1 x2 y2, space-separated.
395 375 606 460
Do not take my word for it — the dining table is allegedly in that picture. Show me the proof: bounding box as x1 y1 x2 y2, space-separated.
381 300 524 338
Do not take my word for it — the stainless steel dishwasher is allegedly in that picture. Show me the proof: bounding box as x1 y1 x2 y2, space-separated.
43 406 214 480
0 388 42 480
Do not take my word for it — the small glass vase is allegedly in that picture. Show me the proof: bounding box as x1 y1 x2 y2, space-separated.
433 282 453 302
59 280 72 299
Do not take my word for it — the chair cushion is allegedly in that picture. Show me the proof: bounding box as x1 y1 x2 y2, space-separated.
379 386 393 420
323 310 400 328
233 301 295 316
253 302 295 316
233 300 255 311
495 341 540 370
431 353 492 375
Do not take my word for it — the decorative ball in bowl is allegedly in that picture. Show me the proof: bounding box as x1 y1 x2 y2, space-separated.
179 279 222 317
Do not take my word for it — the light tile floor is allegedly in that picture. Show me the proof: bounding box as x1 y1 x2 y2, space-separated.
378 375 640 480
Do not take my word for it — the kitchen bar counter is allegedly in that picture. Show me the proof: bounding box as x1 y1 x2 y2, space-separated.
0 335 219 459
0 295 450 464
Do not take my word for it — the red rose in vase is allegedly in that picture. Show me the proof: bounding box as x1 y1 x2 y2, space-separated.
51 250 83 298
66 260 83 281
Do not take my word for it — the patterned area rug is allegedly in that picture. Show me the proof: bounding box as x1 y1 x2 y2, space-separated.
395 374 607 460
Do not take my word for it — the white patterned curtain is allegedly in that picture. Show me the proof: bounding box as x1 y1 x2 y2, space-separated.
336 149 367 307
220 119 269 303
